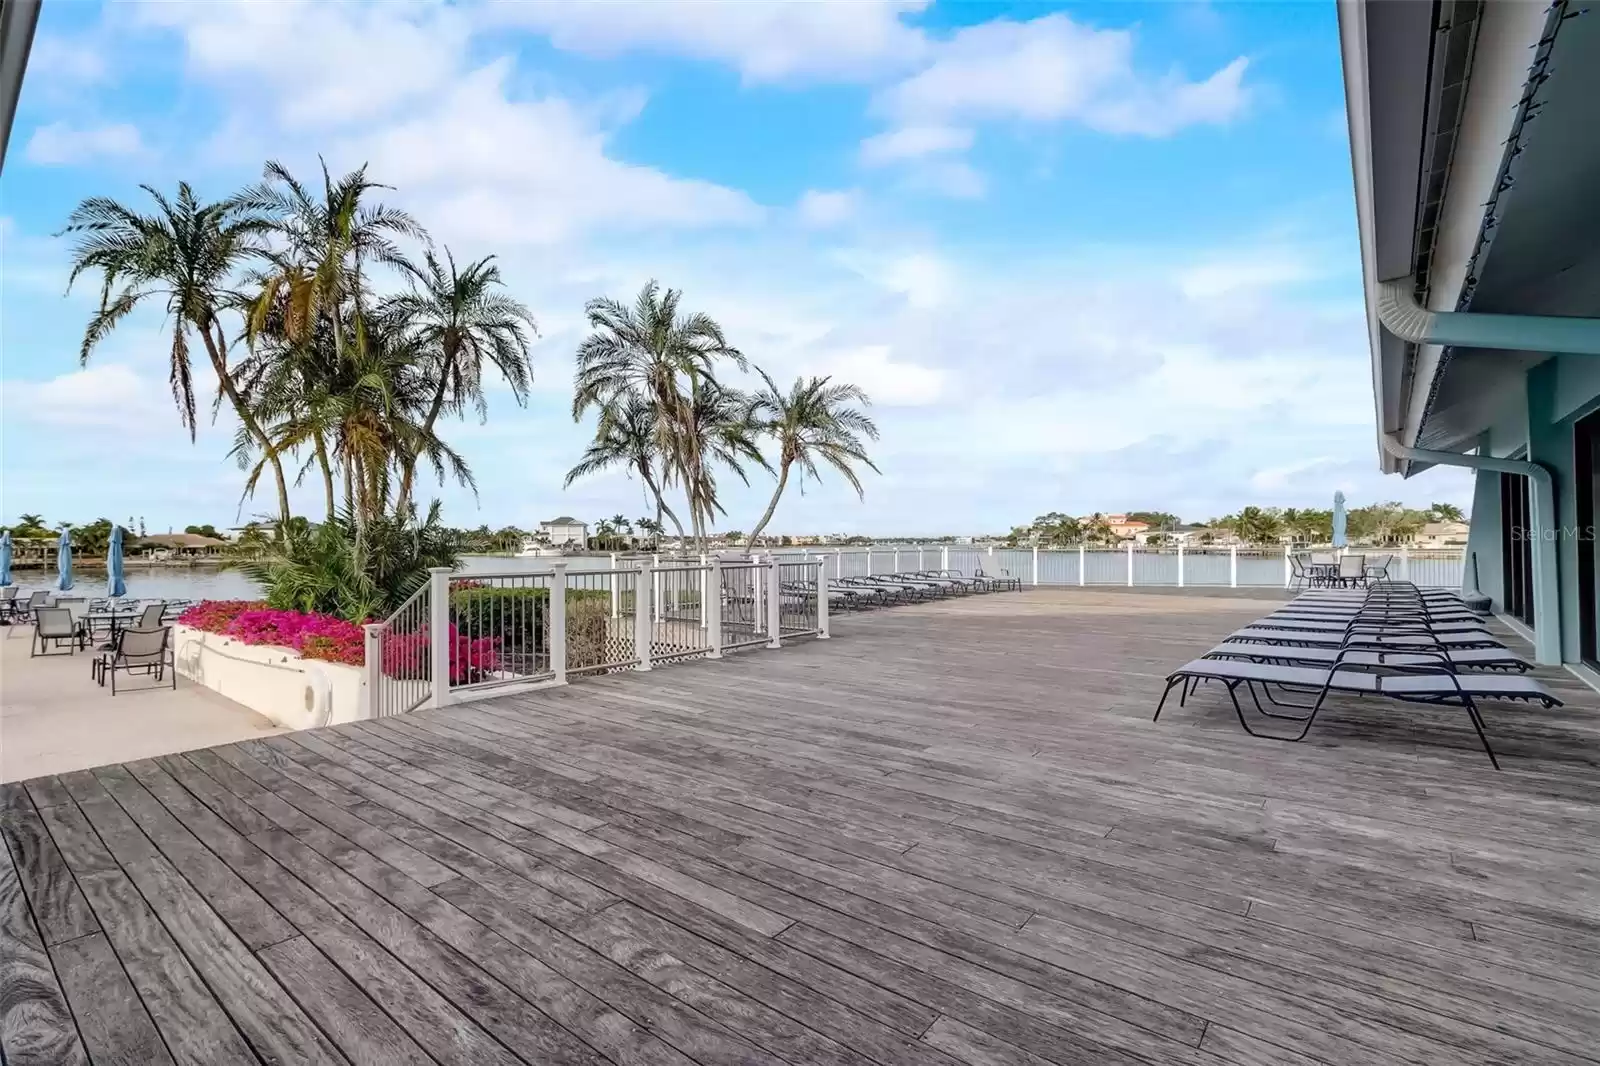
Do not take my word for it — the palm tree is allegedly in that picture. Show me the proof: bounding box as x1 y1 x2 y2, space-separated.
60 182 294 521
383 248 538 512
564 395 689 542
746 371 879 545
1430 501 1466 522
572 280 746 547
682 379 768 542
238 159 426 524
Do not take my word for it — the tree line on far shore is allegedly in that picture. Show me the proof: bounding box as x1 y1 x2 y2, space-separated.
1004 502 1467 548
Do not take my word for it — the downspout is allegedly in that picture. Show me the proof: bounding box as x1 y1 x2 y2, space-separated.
1380 434 1560 665
1378 280 1600 356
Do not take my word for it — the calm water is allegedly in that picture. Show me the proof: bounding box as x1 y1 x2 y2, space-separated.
4 554 650 601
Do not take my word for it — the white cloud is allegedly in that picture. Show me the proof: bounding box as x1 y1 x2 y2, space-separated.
346 61 762 246
28 35 109 83
5 365 173 431
24 122 146 165
137 0 470 126
796 189 860 228
486 0 930 83
905 160 985 199
813 346 946 406
1251 457 1339 492
874 14 1249 135
859 125 972 166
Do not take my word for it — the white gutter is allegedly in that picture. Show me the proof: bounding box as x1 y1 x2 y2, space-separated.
1378 279 1600 356
1379 434 1560 665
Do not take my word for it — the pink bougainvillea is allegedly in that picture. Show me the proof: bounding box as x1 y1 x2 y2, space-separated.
177 600 501 681
380 624 500 685
176 600 366 667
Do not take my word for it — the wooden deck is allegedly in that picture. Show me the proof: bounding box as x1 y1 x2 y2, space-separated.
4 588 1599 1066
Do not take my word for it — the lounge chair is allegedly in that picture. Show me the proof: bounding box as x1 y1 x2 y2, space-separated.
31 607 81 656
1229 625 1504 650
976 563 1020 591
1154 654 1559 768
92 627 176 693
1205 641 1531 673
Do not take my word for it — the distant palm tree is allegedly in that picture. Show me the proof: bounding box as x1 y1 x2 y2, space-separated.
383 248 538 512
564 395 689 543
682 379 768 540
1430 501 1465 522
60 182 293 521
573 280 745 547
746 371 879 545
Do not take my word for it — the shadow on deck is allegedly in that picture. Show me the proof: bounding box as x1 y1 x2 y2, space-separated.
4 588 1598 1065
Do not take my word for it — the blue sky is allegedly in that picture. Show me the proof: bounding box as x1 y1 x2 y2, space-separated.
0 0 1469 536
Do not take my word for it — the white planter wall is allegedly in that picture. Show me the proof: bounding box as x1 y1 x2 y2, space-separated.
171 624 366 731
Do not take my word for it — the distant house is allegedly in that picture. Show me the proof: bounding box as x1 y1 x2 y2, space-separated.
137 533 228 557
1103 514 1151 541
1135 524 1214 546
1414 520 1470 549
539 516 588 548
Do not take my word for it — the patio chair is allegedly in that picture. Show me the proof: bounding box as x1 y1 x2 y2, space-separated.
1288 553 1311 590
19 590 50 621
31 607 81 656
93 626 176 693
1308 552 1338 588
1336 554 1367 587
1153 651 1559 768
1364 553 1394 582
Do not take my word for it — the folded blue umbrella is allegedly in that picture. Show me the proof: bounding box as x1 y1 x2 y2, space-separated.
57 528 74 592
107 525 127 599
0 530 11 587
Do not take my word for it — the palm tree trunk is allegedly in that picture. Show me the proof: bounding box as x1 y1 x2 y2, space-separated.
397 367 452 514
202 320 291 524
747 461 791 545
639 466 687 548
314 432 336 521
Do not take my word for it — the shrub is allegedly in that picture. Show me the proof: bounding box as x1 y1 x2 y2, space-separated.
234 502 462 623
567 597 614 670
176 600 366 667
449 586 611 656
379 624 500 685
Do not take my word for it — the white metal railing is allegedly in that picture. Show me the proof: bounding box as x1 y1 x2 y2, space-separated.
362 578 433 718
765 545 1465 591
363 557 825 714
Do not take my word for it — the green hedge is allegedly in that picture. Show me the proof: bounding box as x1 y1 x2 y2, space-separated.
449 586 612 654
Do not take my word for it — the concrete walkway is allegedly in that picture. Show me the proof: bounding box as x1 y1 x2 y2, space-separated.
0 622 284 781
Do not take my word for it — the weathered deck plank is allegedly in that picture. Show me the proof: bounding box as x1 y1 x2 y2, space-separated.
5 589 1598 1065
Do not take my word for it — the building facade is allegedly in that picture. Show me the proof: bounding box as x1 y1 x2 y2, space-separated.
1342 0 1600 665
539 517 589 548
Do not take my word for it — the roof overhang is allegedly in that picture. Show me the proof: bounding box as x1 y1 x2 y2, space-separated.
1341 0 1557 474
0 0 40 175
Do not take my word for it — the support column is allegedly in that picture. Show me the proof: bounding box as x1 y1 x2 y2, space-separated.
1229 545 1238 587
635 562 654 670
427 567 452 708
362 624 382 718
1032 545 1039 585
609 553 619 617
766 558 782 649
1126 542 1134 586
1078 544 1086 586
816 561 829 639
550 563 568 685
706 556 722 658
1526 360 1567 663
1177 543 1184 587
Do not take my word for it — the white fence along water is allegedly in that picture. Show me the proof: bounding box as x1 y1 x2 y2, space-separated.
764 544 1465 591
365 557 826 715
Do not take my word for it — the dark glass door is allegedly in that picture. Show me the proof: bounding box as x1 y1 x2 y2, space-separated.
1577 411 1600 665
1500 471 1535 628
